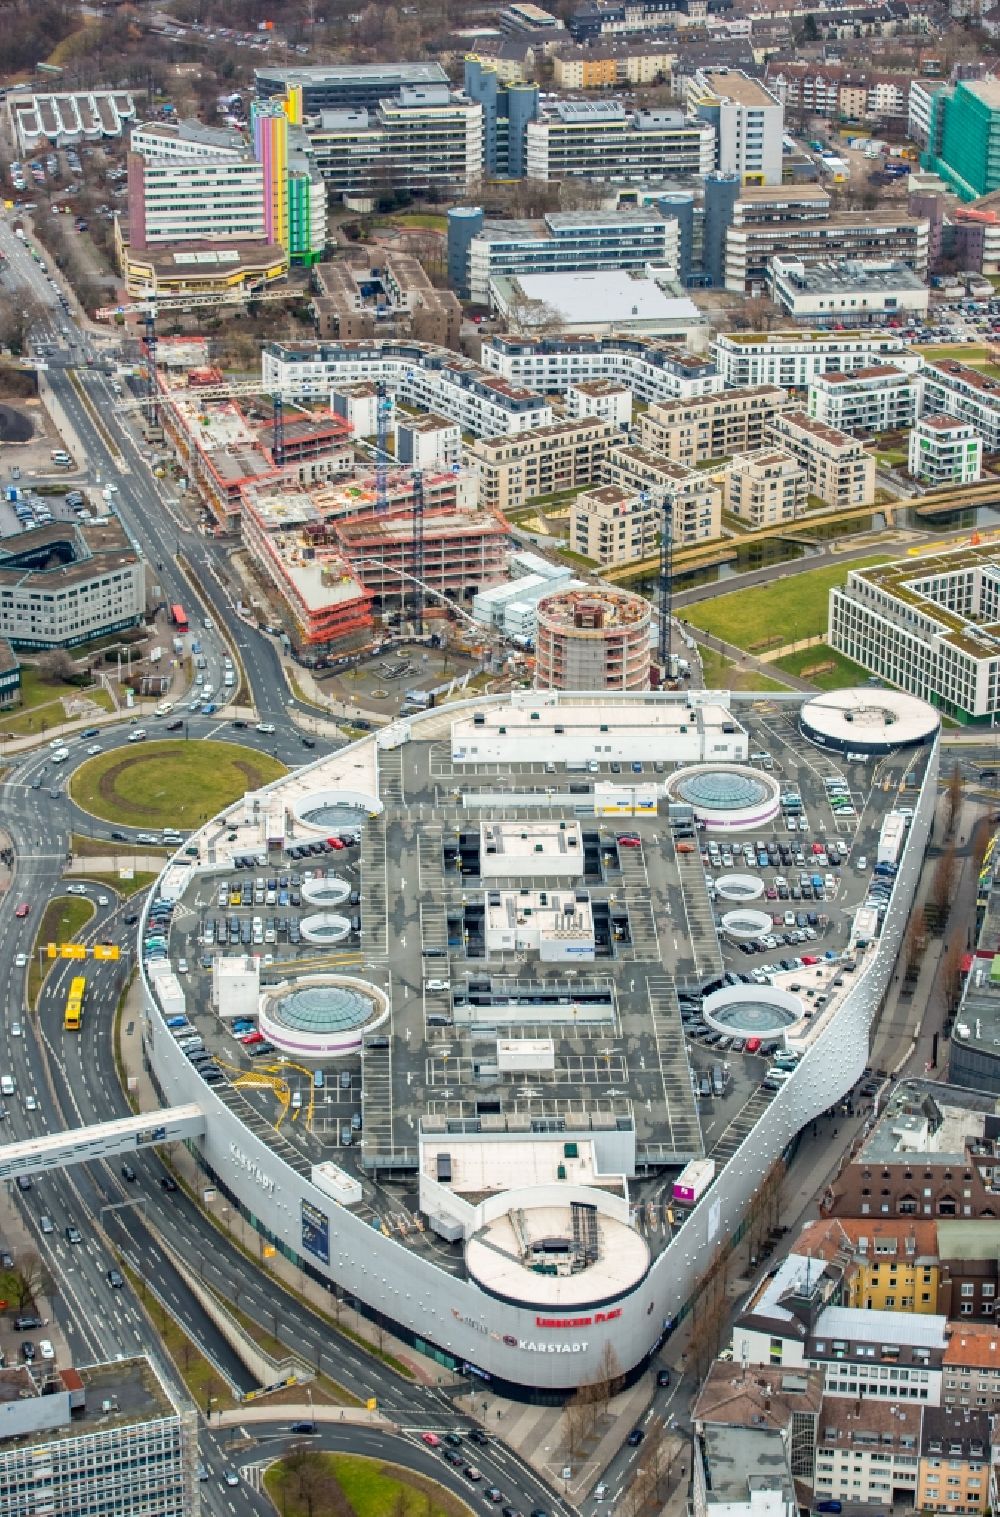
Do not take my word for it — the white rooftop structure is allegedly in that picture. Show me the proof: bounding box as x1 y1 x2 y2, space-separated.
491 270 702 337
480 821 585 878
466 1202 650 1307
814 1305 948 1348
800 688 940 754
452 695 748 765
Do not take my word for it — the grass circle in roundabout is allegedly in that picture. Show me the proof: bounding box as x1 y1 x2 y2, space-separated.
69 739 287 829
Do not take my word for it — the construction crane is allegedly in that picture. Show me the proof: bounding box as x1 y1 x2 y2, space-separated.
375 379 392 514
411 468 424 635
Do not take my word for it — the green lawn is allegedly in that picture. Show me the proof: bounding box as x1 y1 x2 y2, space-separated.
557 547 599 568
698 645 790 693
28 895 95 1007
70 740 287 828
71 833 169 860
0 670 113 737
381 212 448 232
683 555 893 652
771 644 875 690
74 870 158 899
265 1453 472 1517
915 344 990 364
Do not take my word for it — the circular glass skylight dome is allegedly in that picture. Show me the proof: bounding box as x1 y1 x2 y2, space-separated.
676 770 770 810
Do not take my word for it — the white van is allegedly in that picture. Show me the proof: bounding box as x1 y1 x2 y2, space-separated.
156 701 174 717
0 1076 14 1096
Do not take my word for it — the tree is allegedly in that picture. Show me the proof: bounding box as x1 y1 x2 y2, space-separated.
499 281 565 336
0 297 47 358
37 649 77 685
931 841 957 927
278 1447 351 1517
941 935 966 1015
945 763 963 839
903 904 927 981
7 1250 56 1312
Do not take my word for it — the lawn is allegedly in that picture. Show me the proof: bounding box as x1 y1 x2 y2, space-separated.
772 644 874 690
121 1261 237 1414
70 740 287 828
683 555 893 652
74 870 158 899
698 645 789 693
265 1453 472 1517
387 212 448 232
28 895 95 1007
0 670 113 737
71 833 169 860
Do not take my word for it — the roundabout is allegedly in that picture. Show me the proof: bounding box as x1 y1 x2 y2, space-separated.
69 740 288 828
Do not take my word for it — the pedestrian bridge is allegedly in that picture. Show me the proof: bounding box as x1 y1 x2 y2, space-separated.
0 1105 206 1182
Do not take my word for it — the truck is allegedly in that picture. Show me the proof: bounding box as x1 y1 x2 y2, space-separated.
877 812 906 868
170 604 189 633
672 1158 716 1207
148 646 163 665
172 637 184 655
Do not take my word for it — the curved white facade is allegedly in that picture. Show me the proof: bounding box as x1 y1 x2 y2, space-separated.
141 694 937 1397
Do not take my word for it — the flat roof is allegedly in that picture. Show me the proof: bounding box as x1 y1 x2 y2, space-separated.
466 1204 649 1306
699 70 779 108
499 271 699 328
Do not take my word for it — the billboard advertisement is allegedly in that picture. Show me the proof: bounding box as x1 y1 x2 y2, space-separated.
301 1199 330 1264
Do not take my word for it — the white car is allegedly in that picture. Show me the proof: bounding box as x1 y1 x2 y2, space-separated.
87 744 101 755
856 855 868 871
256 722 275 734
224 1472 239 1487
425 978 451 992
24 1095 36 1112
38 1339 54 1360
177 959 189 974
14 954 27 968
128 730 146 743
11 1022 21 1037
96 895 109 907
104 482 118 493
48 738 65 750
66 884 87 896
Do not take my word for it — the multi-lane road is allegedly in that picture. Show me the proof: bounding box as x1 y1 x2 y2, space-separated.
0 214 582 1515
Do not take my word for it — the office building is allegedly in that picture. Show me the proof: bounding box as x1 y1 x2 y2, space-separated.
481 333 720 403
767 257 930 326
714 329 913 390
447 206 680 304
724 449 807 529
256 63 450 116
500 2 564 35
921 359 1000 453
251 101 326 266
600 446 723 544
0 517 143 650
489 270 702 341
808 366 919 435
0 641 21 708
908 416 982 486
311 250 461 348
469 416 616 512
638 385 787 466
924 78 1000 202
0 1356 196 1517
524 101 715 183
571 484 658 567
535 586 652 691
689 69 784 187
262 339 553 441
303 86 483 199
7 89 137 154
769 412 876 508
463 55 540 177
909 79 948 147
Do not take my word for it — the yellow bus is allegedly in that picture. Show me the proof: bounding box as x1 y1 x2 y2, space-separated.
64 975 86 1032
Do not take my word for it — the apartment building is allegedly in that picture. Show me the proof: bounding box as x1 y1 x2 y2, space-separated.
689 69 784 187
767 256 930 325
447 206 680 303
910 79 948 147
524 100 715 182
571 484 658 566
909 416 983 487
795 1217 942 1314
693 1362 825 1485
769 412 876 508
724 448 807 528
601 445 723 544
480 334 722 403
916 1407 992 1514
714 330 913 390
566 378 632 432
921 359 1000 453
304 85 483 198
469 416 616 512
814 1398 922 1507
0 1357 196 1517
262 339 553 440
808 366 919 435
638 385 787 466
924 78 1000 202
944 1326 1000 1411
552 42 675 89
764 63 844 118
0 518 144 650
311 250 462 348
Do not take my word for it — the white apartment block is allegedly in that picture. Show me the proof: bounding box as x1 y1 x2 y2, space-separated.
600 445 722 545
724 448 807 528
714 330 914 390
921 360 1000 452
908 416 982 486
480 334 723 404
638 385 787 466
690 68 784 186
130 118 246 162
524 100 715 182
262 339 552 441
828 547 1000 721
908 80 946 147
307 90 483 196
808 366 919 435
767 256 930 325
566 379 633 432
571 484 658 567
769 411 876 508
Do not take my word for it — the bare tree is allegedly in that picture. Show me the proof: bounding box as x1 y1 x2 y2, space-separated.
941 935 966 1016
903 904 927 982
945 764 964 839
0 297 47 358
6 1250 56 1312
37 649 77 685
499 281 565 336
931 841 957 927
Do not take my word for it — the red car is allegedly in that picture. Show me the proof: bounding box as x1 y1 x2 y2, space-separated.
745 1036 762 1054
14 903 29 918
801 954 820 965
421 1433 441 1448
812 843 824 855
240 1032 264 1046
617 834 641 848
327 837 345 850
